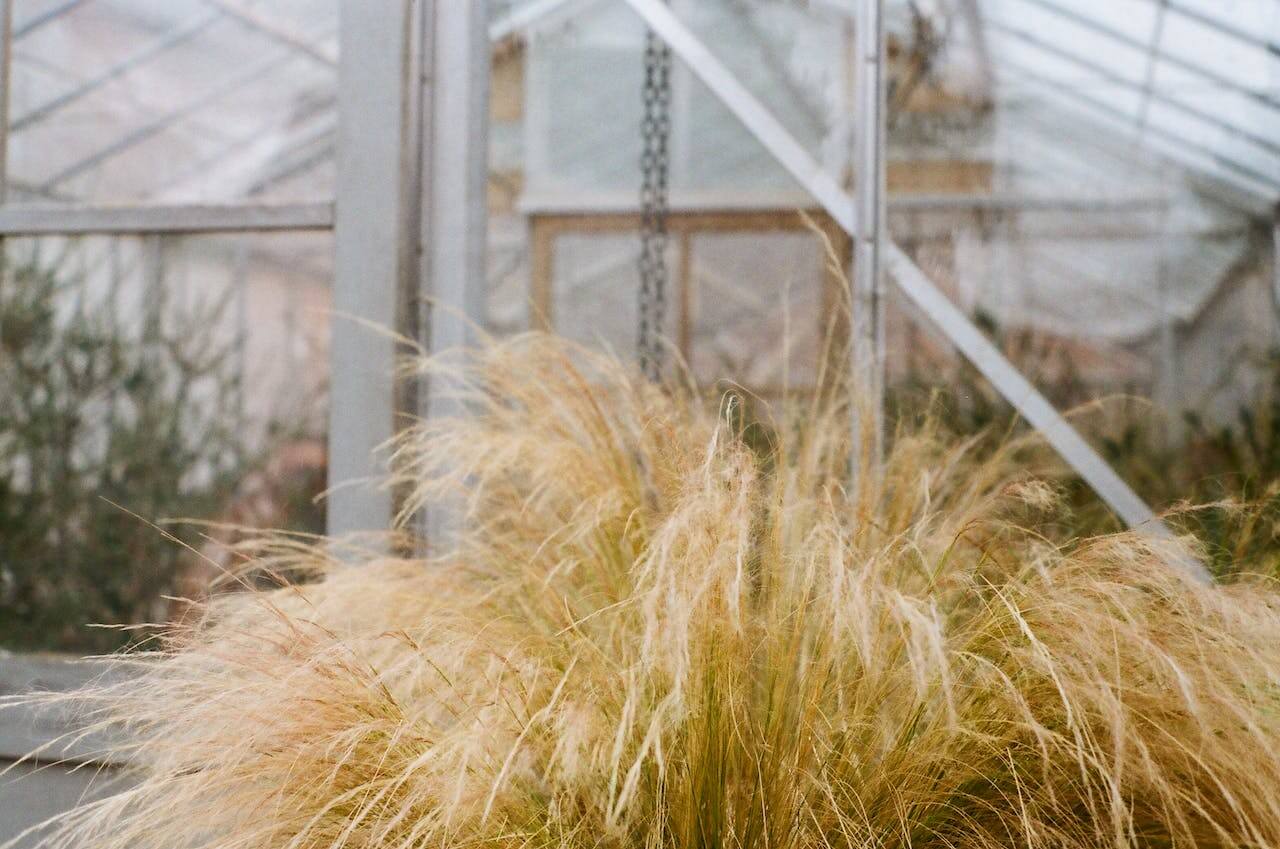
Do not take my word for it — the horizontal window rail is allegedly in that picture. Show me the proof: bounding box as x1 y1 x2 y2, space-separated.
0 201 334 236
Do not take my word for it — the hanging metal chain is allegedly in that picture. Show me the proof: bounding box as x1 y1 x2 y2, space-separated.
637 22 672 383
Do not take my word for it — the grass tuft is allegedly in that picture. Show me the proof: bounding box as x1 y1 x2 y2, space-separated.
8 332 1280 849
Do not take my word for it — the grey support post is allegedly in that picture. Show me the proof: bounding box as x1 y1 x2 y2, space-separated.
420 0 491 543
327 2 420 538
327 0 489 540
851 0 886 473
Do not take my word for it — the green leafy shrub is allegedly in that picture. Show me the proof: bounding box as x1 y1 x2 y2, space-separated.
0 255 322 653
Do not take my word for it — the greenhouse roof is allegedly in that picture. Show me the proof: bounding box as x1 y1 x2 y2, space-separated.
8 0 338 206
977 0 1280 209
6 0 1280 216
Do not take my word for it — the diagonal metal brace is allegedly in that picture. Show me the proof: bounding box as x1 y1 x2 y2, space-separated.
618 0 1209 583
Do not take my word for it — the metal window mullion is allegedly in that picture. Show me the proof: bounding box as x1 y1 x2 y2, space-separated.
851 0 886 473
419 0 491 542
0 0 12 352
326 0 489 540
1153 196 1182 444
420 0 489 359
0 0 10 200
327 0 422 538
1273 207 1280 321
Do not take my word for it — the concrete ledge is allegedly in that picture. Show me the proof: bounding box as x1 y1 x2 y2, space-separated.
0 653 129 767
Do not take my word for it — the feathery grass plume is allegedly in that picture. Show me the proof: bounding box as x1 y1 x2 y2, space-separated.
7 331 1280 849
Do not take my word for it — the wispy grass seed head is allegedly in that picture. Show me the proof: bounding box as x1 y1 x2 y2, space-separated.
11 333 1280 849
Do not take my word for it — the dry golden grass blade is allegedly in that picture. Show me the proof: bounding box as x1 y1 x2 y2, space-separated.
6 332 1280 849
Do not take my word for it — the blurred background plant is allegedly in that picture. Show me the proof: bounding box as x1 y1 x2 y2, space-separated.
888 315 1280 580
3 244 1276 655
0 251 324 654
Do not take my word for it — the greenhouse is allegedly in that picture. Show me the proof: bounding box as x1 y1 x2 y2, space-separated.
2 1 1280 847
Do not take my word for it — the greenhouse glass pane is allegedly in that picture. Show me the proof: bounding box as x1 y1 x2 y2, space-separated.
550 232 670 357
242 0 1280 524
0 230 331 654
687 231 829 393
6 0 338 204
522 0 812 204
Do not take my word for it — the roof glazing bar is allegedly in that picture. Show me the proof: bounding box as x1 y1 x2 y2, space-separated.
1161 0 1280 58
14 0 89 40
1004 56 1280 199
0 201 333 234
11 8 224 131
199 0 336 67
1015 0 1280 115
990 19 1280 160
39 40 318 190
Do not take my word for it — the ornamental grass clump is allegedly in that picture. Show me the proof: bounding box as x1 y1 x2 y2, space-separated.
10 333 1280 849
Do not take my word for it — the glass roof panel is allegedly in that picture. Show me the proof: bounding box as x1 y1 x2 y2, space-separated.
981 0 1280 205
12 0 1278 210
6 0 338 205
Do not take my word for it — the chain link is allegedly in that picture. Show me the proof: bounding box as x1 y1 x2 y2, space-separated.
637 24 672 383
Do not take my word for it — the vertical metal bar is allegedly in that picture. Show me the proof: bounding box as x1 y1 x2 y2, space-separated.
420 0 491 544
327 0 419 537
231 241 250 448
1273 205 1280 325
143 234 165 341
669 2 693 191
105 237 124 415
1153 195 1181 444
284 268 301 383
0 0 14 201
107 237 123 322
0 0 14 354
421 0 489 358
851 0 886 472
